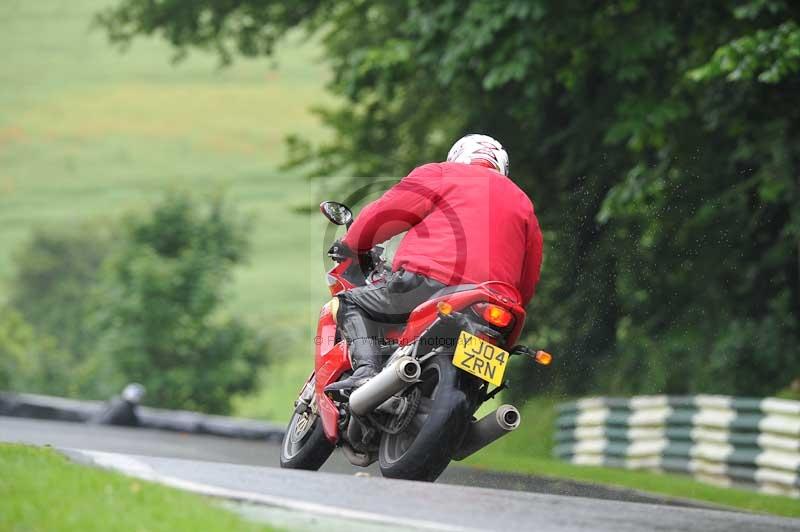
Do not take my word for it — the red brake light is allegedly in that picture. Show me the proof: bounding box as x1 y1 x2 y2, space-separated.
474 303 513 328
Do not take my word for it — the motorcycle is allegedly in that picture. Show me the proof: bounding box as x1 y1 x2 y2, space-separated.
279 200 552 481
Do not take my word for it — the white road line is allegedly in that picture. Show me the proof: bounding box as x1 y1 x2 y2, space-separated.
66 448 475 532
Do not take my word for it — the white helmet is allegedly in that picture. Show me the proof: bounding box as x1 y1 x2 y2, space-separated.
446 134 509 176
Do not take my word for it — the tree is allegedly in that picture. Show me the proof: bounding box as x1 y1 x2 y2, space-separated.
0 308 74 395
97 0 800 398
96 192 268 413
8 225 121 398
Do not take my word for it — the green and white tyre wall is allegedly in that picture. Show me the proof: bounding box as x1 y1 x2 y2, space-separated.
554 396 800 497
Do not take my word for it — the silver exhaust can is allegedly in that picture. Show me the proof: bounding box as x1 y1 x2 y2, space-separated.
452 404 521 461
348 356 421 416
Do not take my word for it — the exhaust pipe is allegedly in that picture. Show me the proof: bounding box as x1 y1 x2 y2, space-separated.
452 404 521 461
348 356 421 416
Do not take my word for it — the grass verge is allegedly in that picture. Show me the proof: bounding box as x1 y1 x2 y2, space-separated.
464 398 800 518
0 444 278 532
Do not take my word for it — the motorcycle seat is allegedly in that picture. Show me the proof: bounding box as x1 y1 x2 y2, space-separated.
379 290 474 338
428 283 478 300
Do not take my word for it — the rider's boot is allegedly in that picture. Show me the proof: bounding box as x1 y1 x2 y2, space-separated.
325 299 380 392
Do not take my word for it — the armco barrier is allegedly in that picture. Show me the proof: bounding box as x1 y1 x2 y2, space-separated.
554 395 800 498
0 391 286 441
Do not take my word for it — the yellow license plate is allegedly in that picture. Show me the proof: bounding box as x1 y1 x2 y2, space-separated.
452 331 509 386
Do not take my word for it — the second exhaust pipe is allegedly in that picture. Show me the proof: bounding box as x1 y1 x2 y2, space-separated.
348 356 421 416
452 404 521 460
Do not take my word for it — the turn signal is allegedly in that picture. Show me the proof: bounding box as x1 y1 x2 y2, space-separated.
534 350 552 366
437 301 454 316
475 303 513 327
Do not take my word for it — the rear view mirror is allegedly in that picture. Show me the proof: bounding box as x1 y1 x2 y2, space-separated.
320 201 353 227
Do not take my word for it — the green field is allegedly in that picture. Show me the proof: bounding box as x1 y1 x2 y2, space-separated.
0 443 277 531
0 0 332 420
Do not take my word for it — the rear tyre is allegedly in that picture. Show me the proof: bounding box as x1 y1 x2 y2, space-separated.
378 352 470 481
280 389 334 471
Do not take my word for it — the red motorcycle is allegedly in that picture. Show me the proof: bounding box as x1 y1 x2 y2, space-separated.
280 201 552 481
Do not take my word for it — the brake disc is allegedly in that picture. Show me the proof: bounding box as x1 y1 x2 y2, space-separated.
369 386 422 435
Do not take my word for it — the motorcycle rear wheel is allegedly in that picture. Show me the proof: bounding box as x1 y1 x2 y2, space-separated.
377 352 470 481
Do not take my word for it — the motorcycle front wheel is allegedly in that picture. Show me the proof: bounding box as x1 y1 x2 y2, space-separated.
280 382 334 471
378 352 471 481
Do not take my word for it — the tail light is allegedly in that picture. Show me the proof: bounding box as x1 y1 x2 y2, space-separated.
473 303 514 328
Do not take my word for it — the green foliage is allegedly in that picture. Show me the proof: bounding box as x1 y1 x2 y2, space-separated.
2 192 270 409
776 378 800 401
0 309 74 395
3 223 119 397
94 0 320 64
9 223 118 386
10 226 110 347
689 0 800 84
97 192 268 413
99 1 800 399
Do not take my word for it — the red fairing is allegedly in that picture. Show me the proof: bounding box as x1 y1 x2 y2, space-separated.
327 257 357 296
314 302 351 442
398 282 527 347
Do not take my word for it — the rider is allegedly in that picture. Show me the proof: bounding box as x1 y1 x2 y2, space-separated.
326 134 543 392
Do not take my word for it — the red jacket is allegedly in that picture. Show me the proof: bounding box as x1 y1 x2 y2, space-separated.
342 162 543 306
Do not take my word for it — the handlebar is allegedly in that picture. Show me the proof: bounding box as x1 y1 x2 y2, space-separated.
327 241 387 280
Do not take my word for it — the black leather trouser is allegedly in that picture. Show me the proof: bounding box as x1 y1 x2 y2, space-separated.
337 269 446 371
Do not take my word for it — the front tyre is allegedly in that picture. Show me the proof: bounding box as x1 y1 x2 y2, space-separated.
378 352 470 481
280 387 334 471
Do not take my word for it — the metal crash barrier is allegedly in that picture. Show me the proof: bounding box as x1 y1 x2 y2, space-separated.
554 395 800 498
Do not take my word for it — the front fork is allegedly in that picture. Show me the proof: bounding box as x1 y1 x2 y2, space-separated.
294 374 316 415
